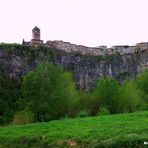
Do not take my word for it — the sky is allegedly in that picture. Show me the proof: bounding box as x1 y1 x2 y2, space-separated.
0 0 148 47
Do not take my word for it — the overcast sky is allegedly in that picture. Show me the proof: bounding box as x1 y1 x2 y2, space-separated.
0 0 148 47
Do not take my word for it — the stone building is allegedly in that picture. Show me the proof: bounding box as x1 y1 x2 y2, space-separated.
46 40 106 56
23 27 148 56
32 26 40 40
23 26 43 47
31 26 43 46
136 42 148 53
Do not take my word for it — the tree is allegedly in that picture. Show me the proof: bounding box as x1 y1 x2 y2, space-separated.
118 80 142 113
21 61 79 122
0 64 20 124
92 77 120 113
136 70 148 94
135 70 148 110
78 91 95 115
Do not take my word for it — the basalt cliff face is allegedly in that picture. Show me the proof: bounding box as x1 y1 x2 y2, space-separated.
0 44 148 90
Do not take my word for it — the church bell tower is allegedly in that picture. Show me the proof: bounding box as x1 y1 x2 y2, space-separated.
31 26 43 46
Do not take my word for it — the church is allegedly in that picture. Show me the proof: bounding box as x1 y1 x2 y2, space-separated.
22 26 43 47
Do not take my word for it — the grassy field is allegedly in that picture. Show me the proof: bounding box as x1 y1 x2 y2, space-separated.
0 111 147 148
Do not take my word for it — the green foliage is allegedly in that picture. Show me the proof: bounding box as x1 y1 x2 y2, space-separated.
21 61 79 122
117 80 142 113
92 75 147 114
0 64 21 124
76 109 89 118
78 91 98 115
98 106 110 115
96 55 112 62
0 111 147 147
0 43 54 62
93 77 120 113
0 43 23 49
12 109 34 125
136 70 148 94
136 70 148 110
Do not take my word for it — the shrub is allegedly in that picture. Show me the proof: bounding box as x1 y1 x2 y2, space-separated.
76 110 89 118
12 110 34 125
98 106 110 115
78 91 99 116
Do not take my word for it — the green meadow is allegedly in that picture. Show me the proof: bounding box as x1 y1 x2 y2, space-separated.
0 111 147 148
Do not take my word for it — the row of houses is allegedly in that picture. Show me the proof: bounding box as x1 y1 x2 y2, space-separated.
23 27 148 56
45 40 148 56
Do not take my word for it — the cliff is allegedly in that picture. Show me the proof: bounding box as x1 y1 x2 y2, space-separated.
0 43 148 90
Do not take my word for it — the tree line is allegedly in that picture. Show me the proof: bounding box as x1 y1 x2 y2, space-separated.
0 62 147 125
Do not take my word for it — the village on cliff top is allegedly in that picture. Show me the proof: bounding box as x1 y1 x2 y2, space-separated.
23 26 148 56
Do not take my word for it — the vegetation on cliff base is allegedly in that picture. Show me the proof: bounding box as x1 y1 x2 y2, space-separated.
0 44 147 125
0 64 21 124
19 61 78 122
0 61 148 125
12 62 147 124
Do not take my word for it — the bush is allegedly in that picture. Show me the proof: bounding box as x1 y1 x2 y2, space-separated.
78 91 98 116
98 106 110 115
12 110 34 125
76 110 89 118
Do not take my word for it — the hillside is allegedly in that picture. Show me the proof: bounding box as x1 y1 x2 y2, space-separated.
0 111 147 148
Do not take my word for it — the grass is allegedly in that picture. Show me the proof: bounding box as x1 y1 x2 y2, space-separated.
0 111 148 147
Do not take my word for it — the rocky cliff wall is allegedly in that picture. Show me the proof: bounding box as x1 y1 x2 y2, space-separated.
53 51 148 90
0 44 148 90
